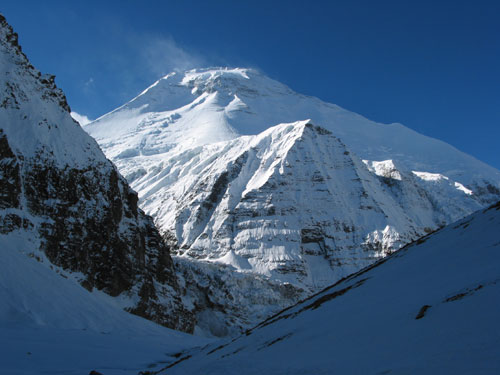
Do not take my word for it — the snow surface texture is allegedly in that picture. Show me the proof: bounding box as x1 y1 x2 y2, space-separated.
0 14 193 332
163 202 500 374
0 232 208 375
85 68 500 334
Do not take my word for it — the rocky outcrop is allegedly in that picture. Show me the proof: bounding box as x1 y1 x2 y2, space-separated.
174 257 305 337
0 14 194 332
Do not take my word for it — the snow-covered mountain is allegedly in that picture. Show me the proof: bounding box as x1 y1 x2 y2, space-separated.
0 14 193 332
84 67 500 334
1 15 498 372
85 67 500 194
161 201 500 374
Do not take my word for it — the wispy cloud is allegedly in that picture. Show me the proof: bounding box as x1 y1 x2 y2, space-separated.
76 18 209 117
95 29 206 103
137 34 205 77
84 77 94 87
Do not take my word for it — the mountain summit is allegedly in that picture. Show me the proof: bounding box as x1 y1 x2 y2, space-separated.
85 67 500 334
87 67 500 191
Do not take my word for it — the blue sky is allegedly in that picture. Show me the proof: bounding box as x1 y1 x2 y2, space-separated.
2 0 499 169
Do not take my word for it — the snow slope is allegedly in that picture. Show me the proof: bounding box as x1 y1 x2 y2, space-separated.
0 232 208 375
163 202 500 374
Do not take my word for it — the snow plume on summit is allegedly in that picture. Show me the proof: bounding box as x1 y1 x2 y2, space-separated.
139 34 205 77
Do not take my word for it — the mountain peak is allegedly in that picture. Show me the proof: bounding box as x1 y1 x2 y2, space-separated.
86 66 500 189
181 67 253 81
136 68 255 100
83 65 500 333
136 67 256 93
0 14 105 168
0 14 21 53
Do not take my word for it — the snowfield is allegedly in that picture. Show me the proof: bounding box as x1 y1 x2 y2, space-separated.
0 233 208 375
86 67 500 188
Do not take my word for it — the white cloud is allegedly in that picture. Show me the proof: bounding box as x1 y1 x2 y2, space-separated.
70 111 92 125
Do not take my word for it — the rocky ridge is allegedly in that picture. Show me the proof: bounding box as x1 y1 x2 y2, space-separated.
0 14 193 332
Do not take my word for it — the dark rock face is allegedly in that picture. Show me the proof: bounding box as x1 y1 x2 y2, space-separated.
0 14 194 332
0 131 21 211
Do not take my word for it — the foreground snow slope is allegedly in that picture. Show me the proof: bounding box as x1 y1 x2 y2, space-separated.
0 233 208 375
163 202 500 374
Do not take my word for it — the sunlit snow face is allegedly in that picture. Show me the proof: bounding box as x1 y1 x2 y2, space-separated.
83 66 499 294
